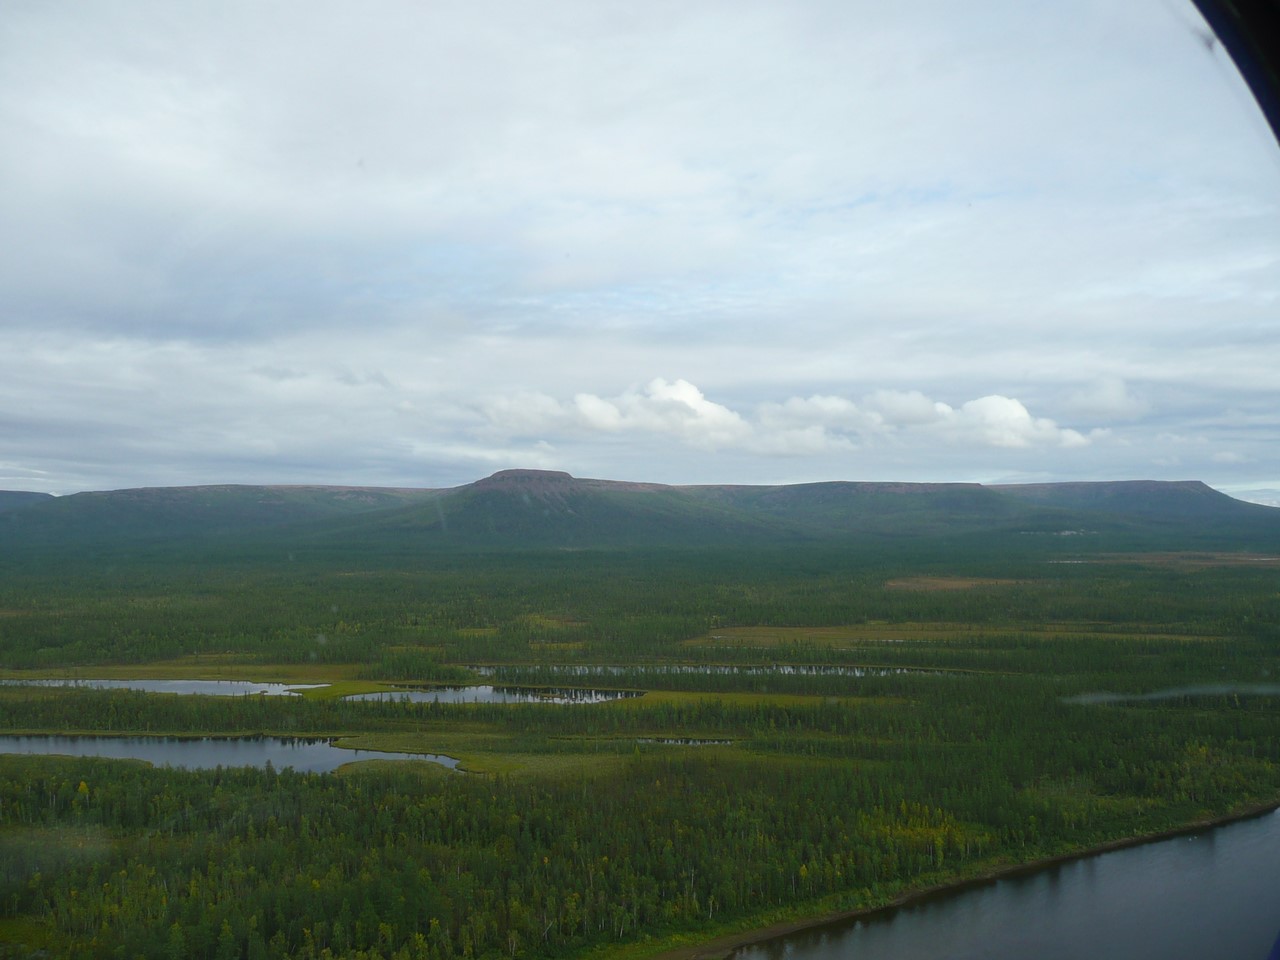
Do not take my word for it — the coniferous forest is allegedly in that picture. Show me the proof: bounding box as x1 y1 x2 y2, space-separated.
1 484 1279 959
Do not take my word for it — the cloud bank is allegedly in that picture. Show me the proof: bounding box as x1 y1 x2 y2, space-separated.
0 1 1276 494
483 378 1102 457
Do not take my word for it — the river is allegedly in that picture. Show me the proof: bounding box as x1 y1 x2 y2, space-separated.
733 809 1280 960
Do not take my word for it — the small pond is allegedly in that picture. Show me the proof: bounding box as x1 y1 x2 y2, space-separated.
0 679 327 696
1063 683 1280 705
0 735 457 772
472 664 934 678
344 685 643 705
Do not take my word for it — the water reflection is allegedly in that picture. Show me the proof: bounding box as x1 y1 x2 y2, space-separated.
1063 683 1280 705
0 678 326 696
473 664 935 678
0 734 457 773
733 811 1280 960
344 685 642 704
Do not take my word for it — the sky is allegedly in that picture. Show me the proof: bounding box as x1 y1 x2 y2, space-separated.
2 1 1278 502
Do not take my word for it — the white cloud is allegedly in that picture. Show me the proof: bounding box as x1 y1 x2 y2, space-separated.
479 380 1098 461
572 393 625 431
933 395 1094 449
573 378 752 449
0 1 1277 492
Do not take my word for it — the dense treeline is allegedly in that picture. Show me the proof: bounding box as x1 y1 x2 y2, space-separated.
4 668 1280 958
2 537 1279 957
5 706 1278 960
1 544 1275 669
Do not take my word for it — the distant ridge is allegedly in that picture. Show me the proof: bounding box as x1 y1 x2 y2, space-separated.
474 469 575 487
0 490 54 514
473 468 677 494
991 480 1262 518
0 483 440 549
0 472 1276 555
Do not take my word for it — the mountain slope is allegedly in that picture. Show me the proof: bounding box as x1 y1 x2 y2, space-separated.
0 491 54 514
0 472 1276 557
681 480 1081 536
0 484 440 550
992 480 1271 520
318 470 803 549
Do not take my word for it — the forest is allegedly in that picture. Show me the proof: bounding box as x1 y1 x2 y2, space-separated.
1 528 1279 958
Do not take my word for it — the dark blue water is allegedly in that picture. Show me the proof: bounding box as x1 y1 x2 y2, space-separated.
0 735 457 772
734 810 1280 960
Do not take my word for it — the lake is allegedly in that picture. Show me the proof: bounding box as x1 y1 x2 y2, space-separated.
733 809 1280 960
1 677 641 704
0 678 326 696
473 664 934 678
344 685 643 704
0 735 458 773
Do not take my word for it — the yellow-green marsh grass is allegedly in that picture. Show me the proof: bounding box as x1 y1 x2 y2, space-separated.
684 622 1224 648
334 730 632 778
332 757 457 780
519 613 587 629
288 679 387 699
0 917 57 952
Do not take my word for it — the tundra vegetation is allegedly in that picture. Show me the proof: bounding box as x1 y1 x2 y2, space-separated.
0 478 1278 958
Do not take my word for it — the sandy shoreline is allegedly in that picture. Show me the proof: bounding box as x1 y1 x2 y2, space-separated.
645 800 1280 960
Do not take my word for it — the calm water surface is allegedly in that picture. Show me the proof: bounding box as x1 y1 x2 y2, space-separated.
0 678 326 696
474 665 933 678
345 685 642 704
0 735 457 772
734 810 1280 960
2 678 637 704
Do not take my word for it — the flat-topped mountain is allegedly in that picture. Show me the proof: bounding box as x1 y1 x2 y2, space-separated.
472 469 677 495
992 480 1253 518
0 471 1275 556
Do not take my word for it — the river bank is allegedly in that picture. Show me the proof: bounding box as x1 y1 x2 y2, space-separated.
642 799 1280 960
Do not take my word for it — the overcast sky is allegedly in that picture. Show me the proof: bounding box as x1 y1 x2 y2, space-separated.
2 1 1278 501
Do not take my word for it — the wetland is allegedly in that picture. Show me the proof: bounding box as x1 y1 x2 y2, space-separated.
0 734 458 772
1 539 1278 959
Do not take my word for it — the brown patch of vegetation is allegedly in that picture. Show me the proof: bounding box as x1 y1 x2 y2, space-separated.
683 622 1224 648
884 576 1021 591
